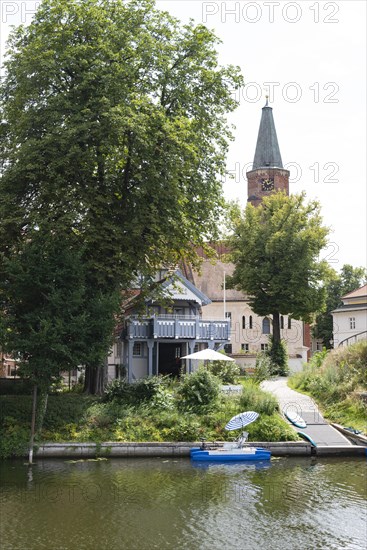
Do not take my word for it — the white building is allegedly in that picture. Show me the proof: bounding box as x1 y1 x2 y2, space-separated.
332 284 367 347
185 254 308 372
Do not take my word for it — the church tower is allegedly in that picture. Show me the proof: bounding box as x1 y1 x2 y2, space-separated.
247 98 289 206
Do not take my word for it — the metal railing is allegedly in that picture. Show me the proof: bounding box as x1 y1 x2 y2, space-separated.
126 315 230 341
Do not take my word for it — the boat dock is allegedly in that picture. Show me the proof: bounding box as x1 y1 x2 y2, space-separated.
261 377 357 447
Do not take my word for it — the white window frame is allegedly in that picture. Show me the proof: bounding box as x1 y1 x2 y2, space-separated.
349 317 356 330
133 342 142 357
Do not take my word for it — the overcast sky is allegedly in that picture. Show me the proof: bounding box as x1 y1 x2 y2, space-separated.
1 0 366 272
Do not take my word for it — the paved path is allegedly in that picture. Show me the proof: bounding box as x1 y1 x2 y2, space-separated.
261 377 352 446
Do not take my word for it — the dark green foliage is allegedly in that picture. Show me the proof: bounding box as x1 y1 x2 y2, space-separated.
267 336 289 376
289 341 367 433
102 379 132 402
0 0 243 395
0 394 97 430
0 231 89 389
313 265 367 348
0 394 97 457
240 380 279 416
0 379 33 395
0 386 298 456
176 368 221 412
103 376 170 406
207 360 240 384
227 192 331 351
253 353 272 383
0 420 30 459
247 415 297 442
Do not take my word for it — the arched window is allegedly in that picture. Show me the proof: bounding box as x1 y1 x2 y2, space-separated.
262 317 271 334
280 316 284 329
288 317 292 329
249 315 253 329
242 316 246 329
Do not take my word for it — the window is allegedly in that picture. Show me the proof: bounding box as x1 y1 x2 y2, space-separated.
262 318 271 334
280 316 284 329
349 317 356 329
242 316 246 329
133 342 142 357
241 343 249 352
224 344 232 354
225 311 232 319
261 343 269 351
116 341 122 358
249 315 253 329
288 317 292 329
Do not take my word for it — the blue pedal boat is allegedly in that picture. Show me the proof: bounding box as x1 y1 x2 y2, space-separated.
190 446 271 462
190 411 271 462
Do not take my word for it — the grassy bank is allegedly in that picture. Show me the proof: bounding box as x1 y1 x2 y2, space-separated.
0 375 297 459
289 341 367 434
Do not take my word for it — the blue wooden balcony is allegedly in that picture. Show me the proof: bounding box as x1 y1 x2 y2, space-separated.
126 315 230 342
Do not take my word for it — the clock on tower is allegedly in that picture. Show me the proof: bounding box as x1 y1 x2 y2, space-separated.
261 178 274 192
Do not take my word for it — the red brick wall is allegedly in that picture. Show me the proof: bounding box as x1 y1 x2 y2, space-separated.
247 168 290 206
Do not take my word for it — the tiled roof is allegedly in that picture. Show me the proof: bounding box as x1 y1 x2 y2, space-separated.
191 259 248 302
342 284 367 300
252 102 284 170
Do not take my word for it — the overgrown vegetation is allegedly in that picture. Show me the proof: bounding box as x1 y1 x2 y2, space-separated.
176 369 221 412
289 341 367 433
266 337 289 376
206 360 240 384
0 372 297 458
252 353 272 383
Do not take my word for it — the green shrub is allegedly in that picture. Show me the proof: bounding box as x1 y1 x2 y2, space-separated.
0 421 30 458
0 378 33 395
253 353 272 383
102 379 132 402
289 342 367 433
309 348 329 368
207 360 240 384
248 415 298 442
267 336 289 376
103 376 169 405
176 368 220 412
240 380 278 415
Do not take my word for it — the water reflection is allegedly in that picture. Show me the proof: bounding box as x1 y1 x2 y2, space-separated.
1 457 366 550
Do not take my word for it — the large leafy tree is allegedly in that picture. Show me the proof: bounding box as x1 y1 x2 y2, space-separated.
313 265 367 348
226 192 331 369
0 0 243 392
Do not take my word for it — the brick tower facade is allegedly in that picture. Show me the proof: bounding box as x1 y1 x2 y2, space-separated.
247 99 289 206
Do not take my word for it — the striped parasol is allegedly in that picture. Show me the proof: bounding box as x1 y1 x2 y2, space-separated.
225 411 259 431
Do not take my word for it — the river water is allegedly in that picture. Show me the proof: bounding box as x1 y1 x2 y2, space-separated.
1 457 366 550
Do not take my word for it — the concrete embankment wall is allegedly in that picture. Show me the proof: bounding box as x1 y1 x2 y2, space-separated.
33 441 366 458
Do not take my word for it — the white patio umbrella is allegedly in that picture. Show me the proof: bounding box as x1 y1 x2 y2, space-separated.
225 411 259 431
181 349 235 362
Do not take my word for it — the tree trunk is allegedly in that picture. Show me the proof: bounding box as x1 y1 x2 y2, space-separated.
272 311 281 346
36 386 49 435
28 384 37 465
83 360 108 395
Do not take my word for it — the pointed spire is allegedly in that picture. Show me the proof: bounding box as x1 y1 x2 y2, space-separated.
252 99 283 170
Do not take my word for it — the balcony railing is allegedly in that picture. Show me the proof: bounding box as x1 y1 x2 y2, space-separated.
126 315 230 342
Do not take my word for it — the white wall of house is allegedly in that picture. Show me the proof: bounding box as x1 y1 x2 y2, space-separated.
332 309 367 347
202 301 304 358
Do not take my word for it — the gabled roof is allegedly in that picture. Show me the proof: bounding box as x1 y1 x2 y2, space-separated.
341 284 367 300
252 101 284 170
161 270 211 306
